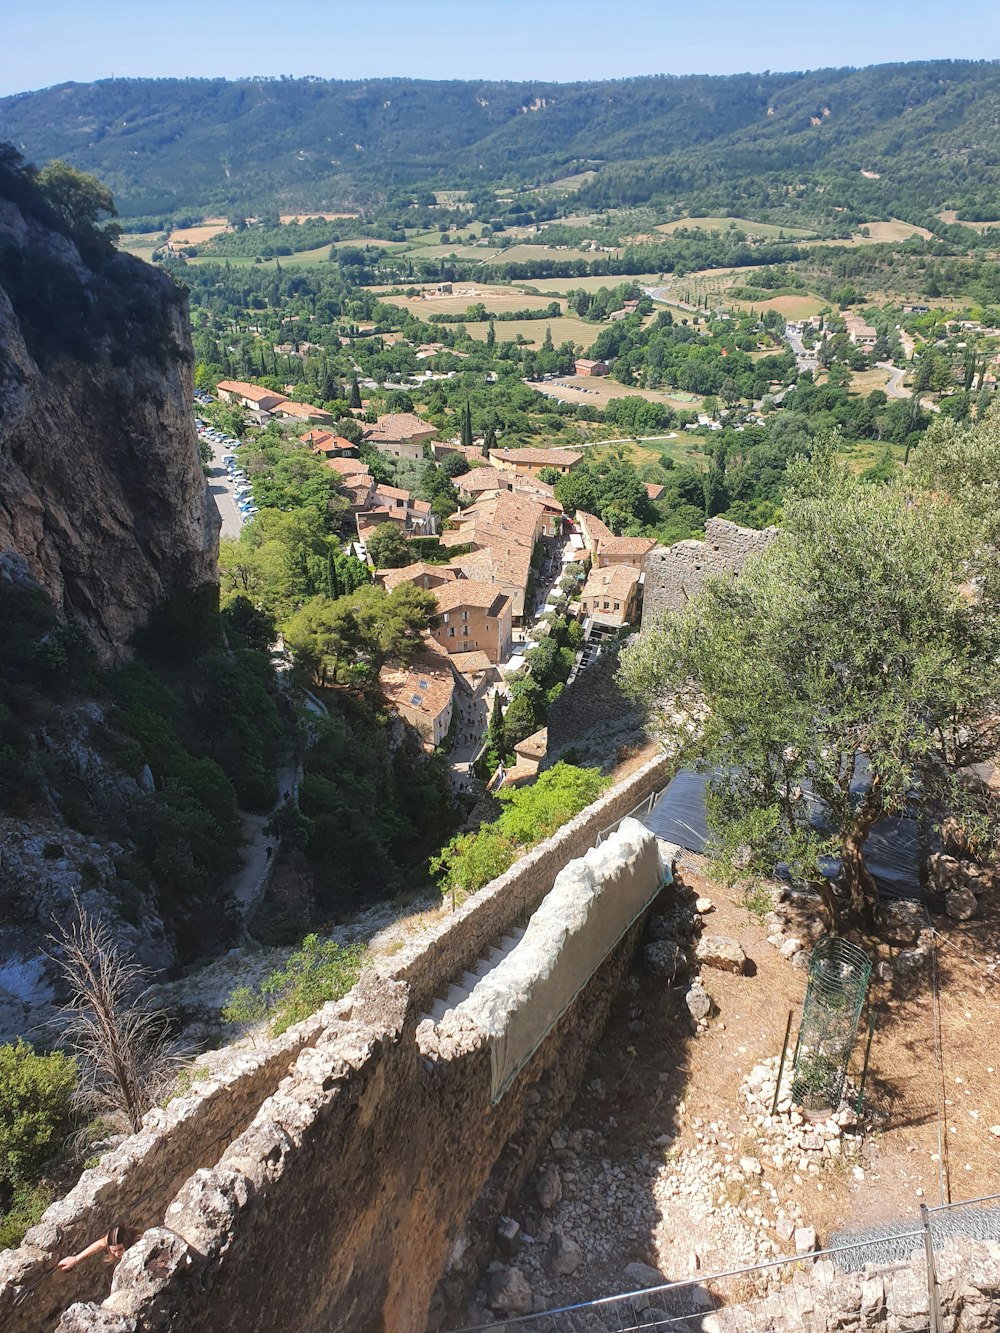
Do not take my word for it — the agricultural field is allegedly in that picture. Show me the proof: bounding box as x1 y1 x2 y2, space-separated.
167 217 230 247
619 432 713 472
515 272 670 296
848 367 893 395
279 212 357 223
186 243 333 268
119 232 165 263
465 314 598 349
532 375 703 413
728 293 828 319
380 286 559 317
656 216 818 240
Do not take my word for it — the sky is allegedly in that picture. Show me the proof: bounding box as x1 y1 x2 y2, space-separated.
2 0 999 98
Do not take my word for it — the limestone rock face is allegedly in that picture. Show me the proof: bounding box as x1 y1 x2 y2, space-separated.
0 197 218 664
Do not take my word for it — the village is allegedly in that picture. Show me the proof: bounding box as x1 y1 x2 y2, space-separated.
207 377 659 795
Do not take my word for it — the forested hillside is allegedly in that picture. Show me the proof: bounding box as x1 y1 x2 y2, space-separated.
3 61 1000 218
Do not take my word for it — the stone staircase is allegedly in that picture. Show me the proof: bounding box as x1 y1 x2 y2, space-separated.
422 926 527 1025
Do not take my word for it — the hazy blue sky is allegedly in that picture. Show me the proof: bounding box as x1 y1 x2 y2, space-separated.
3 0 999 97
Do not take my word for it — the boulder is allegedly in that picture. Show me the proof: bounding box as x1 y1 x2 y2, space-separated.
536 1163 562 1211
880 899 924 945
685 982 712 1022
487 1266 533 1316
794 1226 817 1256
644 939 689 981
546 1230 584 1277
946 888 978 921
695 897 715 914
695 935 749 974
625 1260 666 1291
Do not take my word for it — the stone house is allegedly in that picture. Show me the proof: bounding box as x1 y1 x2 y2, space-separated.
430 581 513 664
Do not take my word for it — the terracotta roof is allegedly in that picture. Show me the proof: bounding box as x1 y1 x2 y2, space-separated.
582 563 642 601
274 400 333 421
375 483 413 503
577 510 614 547
447 650 494 676
412 499 433 515
325 457 370 477
490 447 582 468
216 381 287 409
434 580 510 616
603 536 657 557
377 562 457 592
514 728 548 760
644 482 666 501
454 467 510 494
364 413 437 442
379 658 454 724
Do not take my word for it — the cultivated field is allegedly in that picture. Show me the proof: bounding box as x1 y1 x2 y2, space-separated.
186 243 333 268
465 314 598 349
279 212 357 223
848 367 893 395
728 293 828 319
119 232 165 263
167 217 230 247
532 375 703 412
380 286 559 316
516 272 670 296
656 215 817 240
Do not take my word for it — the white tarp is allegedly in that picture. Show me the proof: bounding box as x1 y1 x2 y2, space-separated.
454 818 666 1102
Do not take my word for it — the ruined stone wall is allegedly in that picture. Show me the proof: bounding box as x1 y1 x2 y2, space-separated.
53 916 652 1333
545 642 642 758
2 757 673 1333
0 1010 331 1332
640 517 778 631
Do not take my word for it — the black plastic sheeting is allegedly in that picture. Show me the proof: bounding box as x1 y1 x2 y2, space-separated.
641 768 923 901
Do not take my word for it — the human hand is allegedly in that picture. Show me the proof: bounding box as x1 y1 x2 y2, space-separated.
57 1255 78 1272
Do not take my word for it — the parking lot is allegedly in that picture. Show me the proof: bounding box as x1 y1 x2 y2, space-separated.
196 416 257 538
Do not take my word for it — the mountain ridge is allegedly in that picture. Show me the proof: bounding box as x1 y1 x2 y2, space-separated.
1 60 999 218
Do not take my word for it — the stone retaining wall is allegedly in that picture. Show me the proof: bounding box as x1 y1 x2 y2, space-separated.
0 1008 332 1332
1 756 673 1333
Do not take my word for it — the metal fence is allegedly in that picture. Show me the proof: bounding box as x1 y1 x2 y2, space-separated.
452 1193 1000 1333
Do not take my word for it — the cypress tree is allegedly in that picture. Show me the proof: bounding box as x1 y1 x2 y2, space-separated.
461 401 474 448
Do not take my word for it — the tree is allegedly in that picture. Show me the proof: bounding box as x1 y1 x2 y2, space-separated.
488 692 506 758
48 904 177 1134
349 375 362 410
460 400 474 449
36 160 120 246
365 522 410 569
619 449 1000 931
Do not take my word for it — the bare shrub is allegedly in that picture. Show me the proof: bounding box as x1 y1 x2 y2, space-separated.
47 903 179 1134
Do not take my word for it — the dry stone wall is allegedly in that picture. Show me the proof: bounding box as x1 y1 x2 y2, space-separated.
0 1008 332 1332
2 756 674 1333
640 517 778 631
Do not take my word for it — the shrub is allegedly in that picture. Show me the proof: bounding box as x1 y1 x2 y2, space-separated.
223 935 366 1037
0 1041 78 1194
0 1182 53 1249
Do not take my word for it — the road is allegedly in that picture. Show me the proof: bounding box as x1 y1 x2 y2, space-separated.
205 438 246 539
878 362 909 399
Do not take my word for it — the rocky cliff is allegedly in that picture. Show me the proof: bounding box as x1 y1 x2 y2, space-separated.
0 175 218 663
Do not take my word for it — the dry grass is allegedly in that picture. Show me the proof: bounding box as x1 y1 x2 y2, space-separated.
848 368 892 395
465 314 598 350
728 293 828 319
531 375 702 412
381 287 559 316
279 212 357 223
167 218 230 247
517 272 671 296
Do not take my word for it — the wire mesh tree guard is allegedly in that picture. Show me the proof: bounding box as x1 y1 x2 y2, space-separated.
791 936 872 1113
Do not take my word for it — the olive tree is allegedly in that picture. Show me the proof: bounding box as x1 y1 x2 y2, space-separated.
619 450 1000 931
